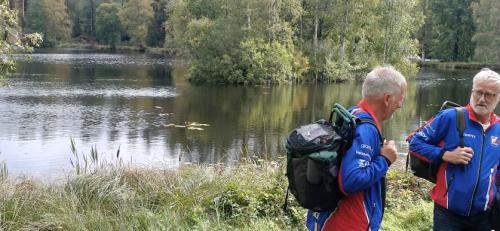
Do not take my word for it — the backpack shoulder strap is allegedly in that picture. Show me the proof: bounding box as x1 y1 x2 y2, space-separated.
357 118 384 143
454 107 466 148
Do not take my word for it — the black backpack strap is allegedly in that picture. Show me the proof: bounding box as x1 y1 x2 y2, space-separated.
454 107 466 148
357 118 384 143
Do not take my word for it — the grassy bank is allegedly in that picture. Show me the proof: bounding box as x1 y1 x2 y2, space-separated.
417 61 500 71
0 160 433 230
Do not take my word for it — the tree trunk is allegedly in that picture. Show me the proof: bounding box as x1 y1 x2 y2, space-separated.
246 3 251 29
20 0 25 29
339 0 349 63
269 0 273 42
383 0 395 64
313 0 319 81
453 9 462 61
299 0 304 49
421 43 425 60
299 14 303 49
90 0 96 37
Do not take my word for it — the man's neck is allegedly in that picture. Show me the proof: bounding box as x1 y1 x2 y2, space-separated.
360 98 385 123
476 114 490 125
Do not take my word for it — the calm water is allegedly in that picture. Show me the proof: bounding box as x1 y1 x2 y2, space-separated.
0 50 481 179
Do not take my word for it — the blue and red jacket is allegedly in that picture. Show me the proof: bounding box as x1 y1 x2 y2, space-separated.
409 105 500 216
306 100 389 231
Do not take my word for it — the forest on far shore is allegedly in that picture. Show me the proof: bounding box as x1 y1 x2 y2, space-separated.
4 0 500 84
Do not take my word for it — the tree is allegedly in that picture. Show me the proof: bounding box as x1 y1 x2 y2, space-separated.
321 0 379 81
24 0 45 34
0 0 42 75
472 0 500 64
416 0 433 59
119 0 153 46
377 0 423 73
146 0 167 47
25 0 71 44
43 0 71 42
96 3 121 48
429 0 475 61
66 0 109 39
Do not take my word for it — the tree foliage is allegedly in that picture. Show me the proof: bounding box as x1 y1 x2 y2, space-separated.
118 0 153 46
25 0 71 44
146 0 168 47
428 0 475 61
0 0 42 75
167 0 307 84
96 3 121 48
165 0 423 84
472 0 500 64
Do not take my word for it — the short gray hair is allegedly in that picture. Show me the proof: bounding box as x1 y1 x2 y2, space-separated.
473 68 500 89
362 66 407 98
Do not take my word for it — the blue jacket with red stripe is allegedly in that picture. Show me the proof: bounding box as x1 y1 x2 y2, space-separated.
409 105 500 216
306 101 389 231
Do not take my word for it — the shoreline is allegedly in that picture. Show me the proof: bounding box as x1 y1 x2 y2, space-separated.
417 61 500 71
36 43 174 55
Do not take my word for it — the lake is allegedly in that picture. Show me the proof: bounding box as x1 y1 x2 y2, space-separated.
0 49 480 180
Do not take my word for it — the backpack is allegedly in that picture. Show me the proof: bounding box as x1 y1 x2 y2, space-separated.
283 103 380 212
405 101 465 183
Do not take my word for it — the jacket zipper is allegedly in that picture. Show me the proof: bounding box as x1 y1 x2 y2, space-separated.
467 131 485 215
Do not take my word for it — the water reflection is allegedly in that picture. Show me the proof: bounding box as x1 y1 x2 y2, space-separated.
0 51 487 179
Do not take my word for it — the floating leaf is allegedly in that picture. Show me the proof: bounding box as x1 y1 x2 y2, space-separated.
185 122 210 127
187 127 204 131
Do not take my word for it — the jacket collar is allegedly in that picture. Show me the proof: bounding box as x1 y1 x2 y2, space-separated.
357 100 382 131
466 104 499 126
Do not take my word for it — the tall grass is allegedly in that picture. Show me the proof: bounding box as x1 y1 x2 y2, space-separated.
0 155 304 230
0 146 434 230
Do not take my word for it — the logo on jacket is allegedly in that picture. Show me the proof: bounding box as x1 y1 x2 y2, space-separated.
464 133 476 139
491 136 499 146
358 159 369 168
360 144 373 152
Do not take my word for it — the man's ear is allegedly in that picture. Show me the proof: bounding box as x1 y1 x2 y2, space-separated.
383 93 391 106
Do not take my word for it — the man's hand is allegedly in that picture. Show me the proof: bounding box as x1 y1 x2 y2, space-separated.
442 147 474 165
381 140 397 164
